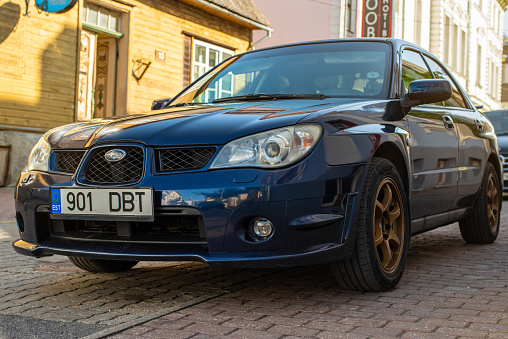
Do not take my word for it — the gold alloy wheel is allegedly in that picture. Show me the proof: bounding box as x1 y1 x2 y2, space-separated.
373 177 405 274
487 173 500 232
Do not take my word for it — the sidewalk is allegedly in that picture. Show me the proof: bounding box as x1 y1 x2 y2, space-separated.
0 187 15 222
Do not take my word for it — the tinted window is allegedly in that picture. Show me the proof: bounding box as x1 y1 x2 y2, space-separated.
423 56 468 109
485 111 508 135
401 49 441 105
401 49 432 90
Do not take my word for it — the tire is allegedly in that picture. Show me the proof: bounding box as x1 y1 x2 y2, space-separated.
330 157 410 292
459 162 501 244
68 256 138 273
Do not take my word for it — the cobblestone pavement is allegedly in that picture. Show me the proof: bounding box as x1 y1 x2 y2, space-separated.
1 186 507 338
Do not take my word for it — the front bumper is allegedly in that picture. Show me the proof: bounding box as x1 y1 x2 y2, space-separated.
13 159 365 267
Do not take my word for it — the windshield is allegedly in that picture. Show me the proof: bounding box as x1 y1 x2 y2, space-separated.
171 42 392 105
486 111 508 135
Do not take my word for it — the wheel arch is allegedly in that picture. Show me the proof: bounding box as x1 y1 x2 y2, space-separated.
372 141 410 199
488 152 502 183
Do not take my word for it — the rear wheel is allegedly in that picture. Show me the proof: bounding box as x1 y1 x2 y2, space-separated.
68 256 138 273
459 162 501 244
330 158 410 291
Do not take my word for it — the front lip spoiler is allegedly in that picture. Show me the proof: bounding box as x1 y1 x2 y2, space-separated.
12 238 355 268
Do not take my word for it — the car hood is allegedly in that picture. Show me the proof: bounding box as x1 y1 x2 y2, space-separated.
46 99 365 149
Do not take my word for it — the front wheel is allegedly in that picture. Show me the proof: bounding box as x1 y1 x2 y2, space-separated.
68 256 138 273
330 158 410 292
459 162 501 244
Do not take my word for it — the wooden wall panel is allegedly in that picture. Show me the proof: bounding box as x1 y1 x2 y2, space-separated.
0 0 79 131
126 0 252 114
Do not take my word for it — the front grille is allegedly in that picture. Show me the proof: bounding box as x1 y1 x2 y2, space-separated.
49 213 206 244
158 147 215 172
54 151 85 173
84 146 144 184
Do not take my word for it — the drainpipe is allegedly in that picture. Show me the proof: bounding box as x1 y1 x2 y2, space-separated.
252 30 272 50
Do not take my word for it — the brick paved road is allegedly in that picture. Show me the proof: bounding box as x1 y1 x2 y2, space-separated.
1 186 507 338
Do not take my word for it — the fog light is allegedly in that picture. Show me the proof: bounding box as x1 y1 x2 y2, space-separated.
248 217 274 241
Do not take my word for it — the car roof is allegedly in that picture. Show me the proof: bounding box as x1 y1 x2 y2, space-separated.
247 38 421 54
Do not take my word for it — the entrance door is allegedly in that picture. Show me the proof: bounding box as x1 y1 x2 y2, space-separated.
94 38 117 118
77 29 96 121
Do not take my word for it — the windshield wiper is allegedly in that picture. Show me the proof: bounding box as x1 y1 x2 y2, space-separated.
212 93 328 103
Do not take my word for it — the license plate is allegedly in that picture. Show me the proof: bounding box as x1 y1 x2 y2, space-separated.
50 187 153 220
504 173 508 181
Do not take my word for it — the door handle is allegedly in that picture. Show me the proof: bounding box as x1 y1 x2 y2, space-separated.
474 118 483 131
442 115 454 130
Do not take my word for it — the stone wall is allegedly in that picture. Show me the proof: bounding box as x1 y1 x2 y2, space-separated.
0 130 42 187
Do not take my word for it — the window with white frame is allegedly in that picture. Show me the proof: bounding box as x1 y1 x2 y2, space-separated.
192 40 234 102
82 3 121 33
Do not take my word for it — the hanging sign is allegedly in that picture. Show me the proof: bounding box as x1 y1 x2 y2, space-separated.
35 0 78 14
362 0 393 38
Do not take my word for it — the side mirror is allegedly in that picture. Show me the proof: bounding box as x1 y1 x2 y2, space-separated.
151 98 172 110
407 79 452 104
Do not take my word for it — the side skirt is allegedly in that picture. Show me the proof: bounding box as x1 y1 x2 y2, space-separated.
411 207 472 235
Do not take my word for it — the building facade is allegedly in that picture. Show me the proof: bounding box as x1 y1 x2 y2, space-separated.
0 0 270 186
252 0 362 49
252 0 505 111
391 0 506 110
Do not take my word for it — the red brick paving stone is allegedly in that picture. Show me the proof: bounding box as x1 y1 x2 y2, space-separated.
349 326 404 337
317 331 367 339
338 317 388 327
181 323 237 336
191 334 229 339
217 310 265 321
328 309 375 318
377 296 419 305
226 328 281 339
449 315 503 324
180 314 231 325
109 335 141 339
266 324 320 337
384 320 437 332
258 315 308 326
141 319 195 329
485 331 508 339
461 303 507 312
417 318 469 329
434 327 490 337
121 325 158 336
140 328 196 338
220 318 274 331
433 307 481 316
303 320 354 332
400 332 456 339
293 311 345 322
370 313 422 322
179 307 224 316
468 322 508 332
405 310 454 319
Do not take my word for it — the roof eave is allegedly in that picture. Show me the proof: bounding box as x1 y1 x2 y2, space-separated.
179 0 273 32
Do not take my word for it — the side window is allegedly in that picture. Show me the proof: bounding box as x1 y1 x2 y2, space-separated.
423 56 468 109
401 49 432 90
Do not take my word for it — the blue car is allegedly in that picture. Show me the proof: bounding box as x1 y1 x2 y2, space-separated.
484 110 508 192
13 39 501 291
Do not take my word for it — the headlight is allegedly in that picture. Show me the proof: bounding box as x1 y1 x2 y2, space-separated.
210 124 322 169
27 138 51 172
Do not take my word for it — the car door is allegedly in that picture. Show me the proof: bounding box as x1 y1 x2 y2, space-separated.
422 55 488 209
401 49 459 224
